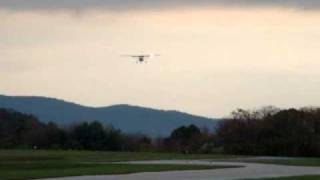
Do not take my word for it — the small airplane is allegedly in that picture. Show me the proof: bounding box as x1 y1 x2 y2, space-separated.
121 53 160 63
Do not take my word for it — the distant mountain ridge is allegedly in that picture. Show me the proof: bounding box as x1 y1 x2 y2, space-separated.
0 95 218 137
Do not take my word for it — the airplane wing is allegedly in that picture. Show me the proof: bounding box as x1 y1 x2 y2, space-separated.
120 55 135 57
121 55 149 57
120 54 160 58
151 54 160 57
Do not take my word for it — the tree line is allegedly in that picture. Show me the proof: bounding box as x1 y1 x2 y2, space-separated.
216 106 320 157
0 108 209 152
1 107 320 157
0 108 152 151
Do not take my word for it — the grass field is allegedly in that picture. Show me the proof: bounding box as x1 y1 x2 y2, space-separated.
0 150 241 180
253 175 320 180
3 150 320 180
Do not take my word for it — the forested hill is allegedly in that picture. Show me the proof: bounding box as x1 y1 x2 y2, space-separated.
0 95 218 137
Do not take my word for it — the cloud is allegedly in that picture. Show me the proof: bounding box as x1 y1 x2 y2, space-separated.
1 0 320 11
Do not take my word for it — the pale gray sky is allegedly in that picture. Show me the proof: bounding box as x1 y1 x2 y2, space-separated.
2 0 320 10
1 1 320 117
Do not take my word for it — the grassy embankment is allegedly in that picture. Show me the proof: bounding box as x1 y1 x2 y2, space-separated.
252 175 320 180
0 150 240 180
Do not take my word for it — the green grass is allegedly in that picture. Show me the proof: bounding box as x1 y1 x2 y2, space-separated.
0 150 241 180
0 149 241 162
250 175 320 180
0 162 234 180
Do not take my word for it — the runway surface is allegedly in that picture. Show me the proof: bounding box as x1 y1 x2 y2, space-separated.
42 159 320 180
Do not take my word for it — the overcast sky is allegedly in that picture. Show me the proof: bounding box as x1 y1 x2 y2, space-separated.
2 0 320 10
1 1 320 117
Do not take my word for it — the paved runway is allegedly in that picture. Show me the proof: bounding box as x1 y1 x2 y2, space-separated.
42 159 320 180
